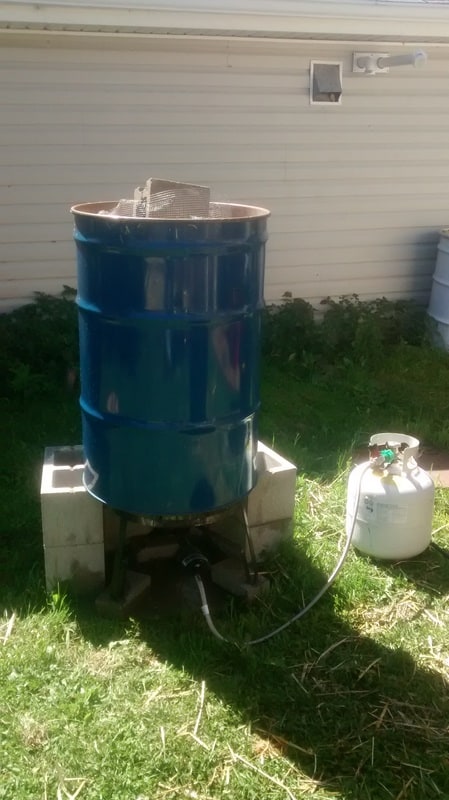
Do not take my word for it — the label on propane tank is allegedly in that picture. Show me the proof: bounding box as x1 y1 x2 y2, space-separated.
363 497 408 524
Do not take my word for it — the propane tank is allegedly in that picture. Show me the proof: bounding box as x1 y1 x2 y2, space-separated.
346 433 434 560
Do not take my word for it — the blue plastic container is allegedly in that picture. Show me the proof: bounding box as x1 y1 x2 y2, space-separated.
71 201 270 517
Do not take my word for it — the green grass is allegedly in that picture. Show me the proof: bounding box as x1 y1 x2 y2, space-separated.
3 299 449 798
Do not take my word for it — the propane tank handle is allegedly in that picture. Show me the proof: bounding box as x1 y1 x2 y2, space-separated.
369 432 419 474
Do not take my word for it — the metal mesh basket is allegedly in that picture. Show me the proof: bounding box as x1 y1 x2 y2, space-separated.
105 178 223 219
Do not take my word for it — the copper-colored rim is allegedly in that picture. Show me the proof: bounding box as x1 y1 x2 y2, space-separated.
71 200 271 222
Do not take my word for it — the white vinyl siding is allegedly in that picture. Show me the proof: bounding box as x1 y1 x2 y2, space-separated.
3 1 449 41
1 32 449 308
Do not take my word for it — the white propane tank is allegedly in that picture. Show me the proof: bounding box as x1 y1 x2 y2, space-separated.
346 433 435 560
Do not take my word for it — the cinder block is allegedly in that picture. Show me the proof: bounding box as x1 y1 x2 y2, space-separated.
41 446 104 547
44 543 105 594
248 518 293 559
247 442 297 527
135 537 180 563
41 446 105 592
95 571 152 619
210 558 270 600
210 516 293 564
209 442 297 562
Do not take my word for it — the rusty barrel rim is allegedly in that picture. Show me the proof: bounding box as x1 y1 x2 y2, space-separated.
71 200 271 222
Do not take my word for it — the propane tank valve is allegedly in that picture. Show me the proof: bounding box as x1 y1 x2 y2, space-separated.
369 445 396 469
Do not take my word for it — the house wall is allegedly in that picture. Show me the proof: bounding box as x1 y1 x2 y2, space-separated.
1 31 449 309
4 1 449 41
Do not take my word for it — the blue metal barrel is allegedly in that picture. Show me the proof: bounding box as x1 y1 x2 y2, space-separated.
71 201 270 517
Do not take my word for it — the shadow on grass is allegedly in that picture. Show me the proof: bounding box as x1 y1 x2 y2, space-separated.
73 540 449 800
3 374 449 798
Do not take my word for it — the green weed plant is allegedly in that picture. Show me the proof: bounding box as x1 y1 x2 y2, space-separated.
0 286 78 400
263 292 431 374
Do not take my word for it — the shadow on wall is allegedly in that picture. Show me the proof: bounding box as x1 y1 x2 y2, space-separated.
77 540 449 800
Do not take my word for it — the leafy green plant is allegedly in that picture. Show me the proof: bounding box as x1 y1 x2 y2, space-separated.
263 293 432 375
8 362 46 399
262 293 317 367
320 295 430 366
0 287 78 398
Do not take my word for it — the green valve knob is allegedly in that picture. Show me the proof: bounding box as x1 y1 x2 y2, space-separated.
380 448 395 464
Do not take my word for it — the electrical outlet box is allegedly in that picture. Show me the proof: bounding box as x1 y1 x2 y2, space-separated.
310 61 342 105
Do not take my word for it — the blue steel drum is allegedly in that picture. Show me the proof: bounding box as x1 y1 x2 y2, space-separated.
71 201 270 517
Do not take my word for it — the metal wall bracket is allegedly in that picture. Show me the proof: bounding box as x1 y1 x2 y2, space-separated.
352 52 390 75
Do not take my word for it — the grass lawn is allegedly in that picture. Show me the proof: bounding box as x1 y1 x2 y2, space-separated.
2 304 449 799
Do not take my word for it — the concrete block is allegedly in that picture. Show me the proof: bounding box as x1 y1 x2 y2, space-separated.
209 442 296 562
135 536 180 563
210 558 270 600
41 446 105 593
41 446 104 547
247 442 297 527
44 542 105 594
95 571 152 619
248 518 293 560
209 516 293 563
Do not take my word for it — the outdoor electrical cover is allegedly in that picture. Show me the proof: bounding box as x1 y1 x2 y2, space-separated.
310 62 342 104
